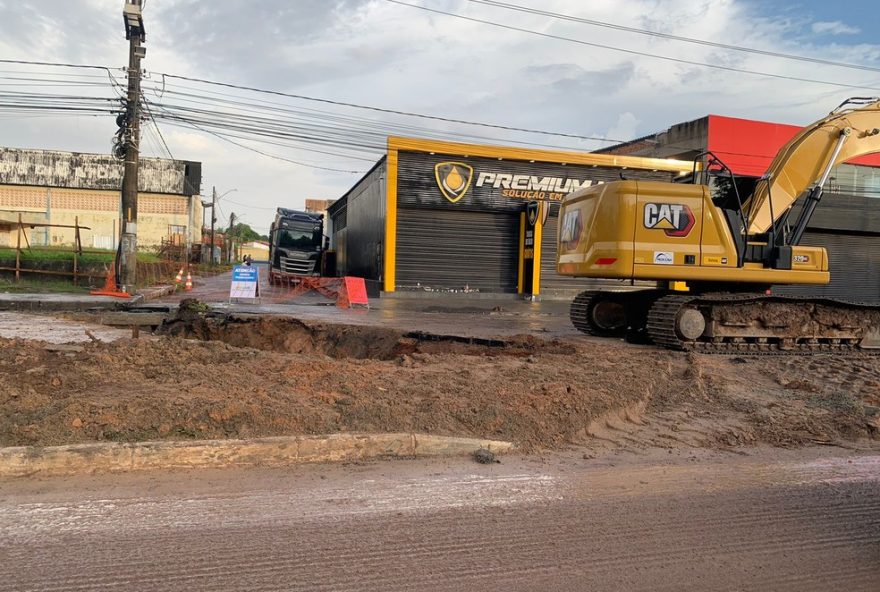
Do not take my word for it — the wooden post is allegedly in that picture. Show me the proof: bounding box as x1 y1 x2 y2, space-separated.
73 216 79 286
15 213 21 283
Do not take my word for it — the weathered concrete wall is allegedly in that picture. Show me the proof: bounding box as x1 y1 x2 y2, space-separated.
0 186 203 248
0 148 200 196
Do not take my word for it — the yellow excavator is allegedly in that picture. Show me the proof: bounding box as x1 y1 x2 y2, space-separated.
557 97 880 352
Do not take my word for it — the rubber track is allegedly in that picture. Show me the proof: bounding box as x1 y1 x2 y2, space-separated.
646 293 880 355
569 290 600 336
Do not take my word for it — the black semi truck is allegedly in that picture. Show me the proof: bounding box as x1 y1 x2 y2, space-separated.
267 208 333 284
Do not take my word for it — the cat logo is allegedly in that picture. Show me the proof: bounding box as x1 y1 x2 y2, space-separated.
434 162 474 203
643 203 696 237
526 201 539 226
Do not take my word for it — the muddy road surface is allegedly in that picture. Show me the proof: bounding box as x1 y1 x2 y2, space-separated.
2 310 879 450
1 448 877 591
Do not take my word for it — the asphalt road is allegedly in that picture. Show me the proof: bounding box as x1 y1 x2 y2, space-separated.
1 449 878 591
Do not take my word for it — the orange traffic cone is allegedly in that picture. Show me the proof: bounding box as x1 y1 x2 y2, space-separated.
184 272 193 291
90 264 131 299
174 268 183 284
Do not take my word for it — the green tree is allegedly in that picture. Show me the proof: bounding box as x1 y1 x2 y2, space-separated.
228 222 268 243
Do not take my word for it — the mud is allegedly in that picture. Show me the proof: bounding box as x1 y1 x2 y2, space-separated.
157 313 574 360
1 310 879 452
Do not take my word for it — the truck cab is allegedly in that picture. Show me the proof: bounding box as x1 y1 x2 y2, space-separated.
268 208 326 284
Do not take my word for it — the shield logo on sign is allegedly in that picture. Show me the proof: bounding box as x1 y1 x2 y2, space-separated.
434 162 474 203
526 201 539 226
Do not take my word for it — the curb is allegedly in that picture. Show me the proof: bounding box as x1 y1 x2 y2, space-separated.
0 433 514 478
0 295 122 312
137 284 176 302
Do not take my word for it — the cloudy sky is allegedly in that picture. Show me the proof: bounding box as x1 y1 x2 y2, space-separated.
1 0 879 234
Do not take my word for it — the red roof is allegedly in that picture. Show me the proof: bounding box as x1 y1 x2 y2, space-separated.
706 114 880 177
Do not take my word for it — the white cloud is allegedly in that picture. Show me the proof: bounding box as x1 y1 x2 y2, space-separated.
605 112 640 143
811 21 861 36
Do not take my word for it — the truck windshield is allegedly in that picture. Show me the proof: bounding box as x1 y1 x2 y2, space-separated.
277 223 321 250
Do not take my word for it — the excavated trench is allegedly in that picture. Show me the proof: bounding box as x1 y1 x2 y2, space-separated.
157 313 576 360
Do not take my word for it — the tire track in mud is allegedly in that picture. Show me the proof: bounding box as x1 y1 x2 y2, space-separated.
1 455 878 592
4 493 878 592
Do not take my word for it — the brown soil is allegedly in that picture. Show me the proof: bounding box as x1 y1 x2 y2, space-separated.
1 313 878 451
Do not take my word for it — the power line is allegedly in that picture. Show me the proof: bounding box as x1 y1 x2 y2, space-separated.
139 79 602 152
141 96 174 159
221 197 279 211
1 60 629 158
149 71 629 143
469 0 880 75
149 101 368 173
0 59 114 72
384 0 880 93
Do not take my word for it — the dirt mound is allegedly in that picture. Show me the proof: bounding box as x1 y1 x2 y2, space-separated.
1 313 879 452
0 330 665 449
157 313 575 360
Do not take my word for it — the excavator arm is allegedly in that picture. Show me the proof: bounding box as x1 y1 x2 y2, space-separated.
745 97 880 236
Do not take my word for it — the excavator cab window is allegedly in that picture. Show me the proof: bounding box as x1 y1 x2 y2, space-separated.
710 174 758 210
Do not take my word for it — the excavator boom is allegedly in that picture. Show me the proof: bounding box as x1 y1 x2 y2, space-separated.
746 97 880 235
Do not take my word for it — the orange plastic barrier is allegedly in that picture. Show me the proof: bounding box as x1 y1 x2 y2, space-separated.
276 276 369 308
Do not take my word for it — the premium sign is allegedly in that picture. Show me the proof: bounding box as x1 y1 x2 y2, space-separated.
402 151 672 213
475 172 596 201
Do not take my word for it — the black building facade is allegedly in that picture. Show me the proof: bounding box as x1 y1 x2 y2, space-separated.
328 137 691 296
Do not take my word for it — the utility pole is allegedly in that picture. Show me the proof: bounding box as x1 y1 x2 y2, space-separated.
119 0 145 292
208 187 236 265
200 198 211 263
210 186 217 265
227 212 236 264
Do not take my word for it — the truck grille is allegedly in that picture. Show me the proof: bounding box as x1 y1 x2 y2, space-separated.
279 256 317 275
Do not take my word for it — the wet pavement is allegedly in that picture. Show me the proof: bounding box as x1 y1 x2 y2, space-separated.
0 311 131 343
159 265 581 339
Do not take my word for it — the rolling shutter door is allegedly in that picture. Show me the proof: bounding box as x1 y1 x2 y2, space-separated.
396 208 519 292
776 232 880 301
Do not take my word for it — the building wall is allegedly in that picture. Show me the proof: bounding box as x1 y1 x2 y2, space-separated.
333 137 695 296
0 148 200 195
392 149 678 293
329 161 386 285
0 184 201 248
0 147 202 251
240 241 270 262
706 115 880 176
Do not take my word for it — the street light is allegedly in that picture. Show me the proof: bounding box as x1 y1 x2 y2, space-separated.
123 0 145 41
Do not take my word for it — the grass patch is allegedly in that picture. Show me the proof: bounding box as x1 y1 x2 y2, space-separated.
0 277 92 294
0 248 162 265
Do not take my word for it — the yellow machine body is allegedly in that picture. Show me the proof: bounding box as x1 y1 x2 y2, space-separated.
555 99 880 352
556 180 829 286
